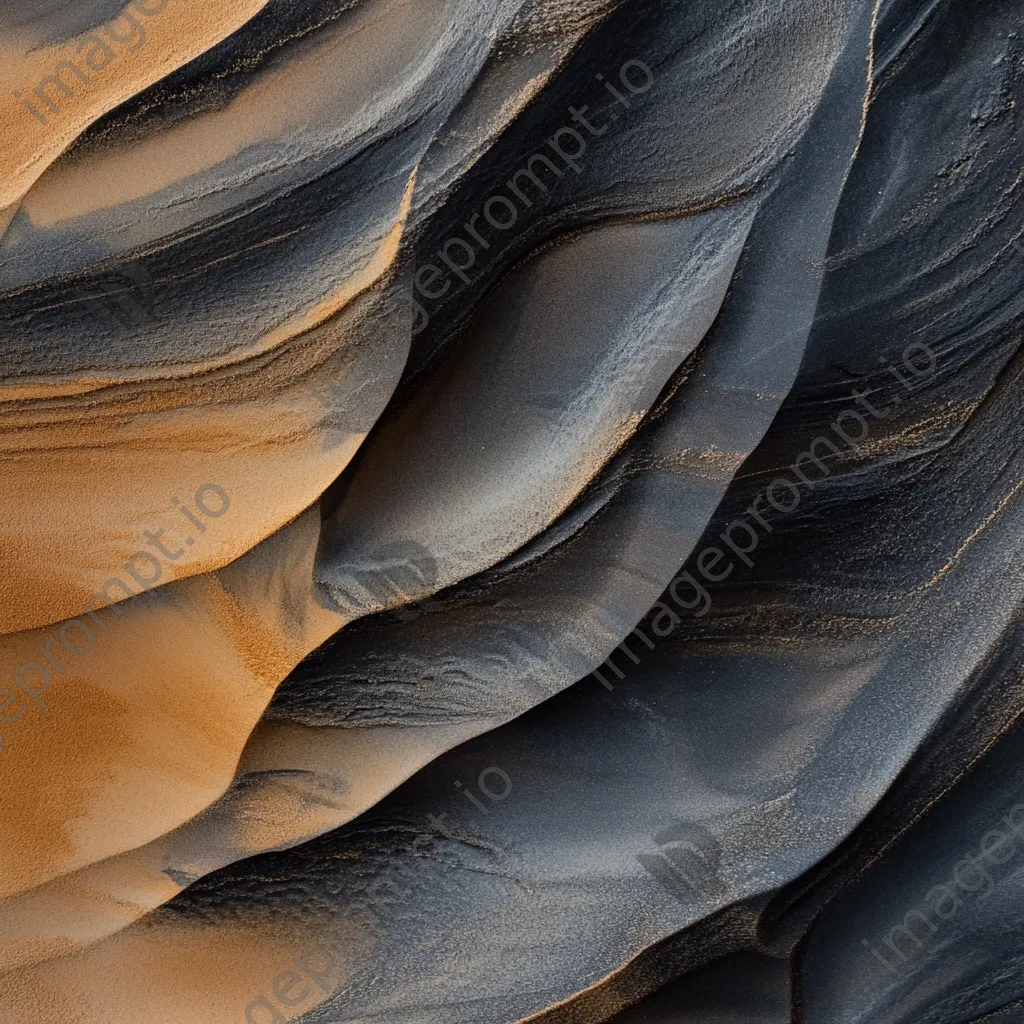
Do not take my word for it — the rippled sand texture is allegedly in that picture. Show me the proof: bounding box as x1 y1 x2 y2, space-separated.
2 0 1023 1021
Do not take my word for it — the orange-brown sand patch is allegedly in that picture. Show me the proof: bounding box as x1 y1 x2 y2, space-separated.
0 507 347 900
0 0 273 214
0 174 414 634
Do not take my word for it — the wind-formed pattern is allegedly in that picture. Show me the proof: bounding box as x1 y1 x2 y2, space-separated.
0 0 1022 1021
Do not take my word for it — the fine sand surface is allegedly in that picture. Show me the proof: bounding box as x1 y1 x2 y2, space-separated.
0 0 273 213
3 0 1023 1021
0 0 869 956
0 176 414 635
0 506 344 900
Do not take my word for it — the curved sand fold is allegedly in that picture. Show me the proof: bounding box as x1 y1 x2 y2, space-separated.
0 0 863 905
2 0 1022 1020
0 357 1019 1021
0 199 749 912
0 504 345 902
0 176 415 635
0 0 855 637
0 199 753 969
0 3 872 954
0 0 506 638
0 0 274 215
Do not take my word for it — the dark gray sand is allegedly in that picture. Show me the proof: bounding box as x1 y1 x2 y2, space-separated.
0 0 1022 1021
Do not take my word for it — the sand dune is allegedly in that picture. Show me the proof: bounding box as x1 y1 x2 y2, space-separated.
2 0 1024 1021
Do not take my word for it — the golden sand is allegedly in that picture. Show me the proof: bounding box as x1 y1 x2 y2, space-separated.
0 913 360 1024
0 507 347 900
0 0 273 215
0 719 481 972
0 174 414 634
